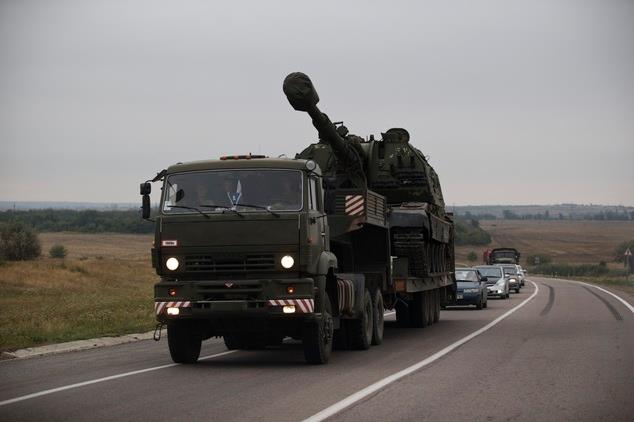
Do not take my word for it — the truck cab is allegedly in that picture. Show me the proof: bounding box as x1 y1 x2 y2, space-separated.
149 156 338 363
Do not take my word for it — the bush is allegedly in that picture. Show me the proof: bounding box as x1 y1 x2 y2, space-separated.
454 219 492 246
49 244 68 259
615 240 634 262
0 222 41 261
467 251 477 262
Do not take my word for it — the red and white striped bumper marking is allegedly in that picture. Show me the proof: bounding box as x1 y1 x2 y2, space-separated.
155 301 191 315
267 299 314 313
345 195 365 216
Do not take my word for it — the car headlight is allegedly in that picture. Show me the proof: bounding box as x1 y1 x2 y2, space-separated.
509 278 517 282
495 280 505 286
166 257 179 271
281 255 295 269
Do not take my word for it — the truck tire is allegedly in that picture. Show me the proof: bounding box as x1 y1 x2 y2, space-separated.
303 294 333 364
350 289 373 350
395 299 411 327
371 288 384 346
476 295 483 310
433 289 440 323
167 322 202 364
426 291 434 325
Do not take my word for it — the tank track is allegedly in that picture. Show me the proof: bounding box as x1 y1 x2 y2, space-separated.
392 228 450 277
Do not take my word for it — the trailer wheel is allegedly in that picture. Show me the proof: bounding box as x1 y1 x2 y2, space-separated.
167 322 202 364
426 291 435 325
350 289 373 350
371 288 384 346
433 289 440 323
303 294 333 364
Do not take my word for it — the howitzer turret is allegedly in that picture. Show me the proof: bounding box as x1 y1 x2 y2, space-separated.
283 72 367 189
285 72 446 213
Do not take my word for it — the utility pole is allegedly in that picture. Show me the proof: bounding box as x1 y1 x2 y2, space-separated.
625 248 632 281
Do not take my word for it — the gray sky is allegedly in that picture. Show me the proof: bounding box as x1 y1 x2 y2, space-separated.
1 0 632 205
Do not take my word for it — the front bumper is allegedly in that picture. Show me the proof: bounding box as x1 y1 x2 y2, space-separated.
454 291 481 306
487 287 505 297
154 277 316 323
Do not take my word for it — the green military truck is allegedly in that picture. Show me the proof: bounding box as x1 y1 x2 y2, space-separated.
140 73 455 364
487 248 521 265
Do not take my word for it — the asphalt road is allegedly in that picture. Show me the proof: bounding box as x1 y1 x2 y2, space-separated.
1 277 632 422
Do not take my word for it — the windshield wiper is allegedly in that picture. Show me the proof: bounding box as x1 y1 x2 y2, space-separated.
234 203 280 217
166 205 210 219
199 204 244 217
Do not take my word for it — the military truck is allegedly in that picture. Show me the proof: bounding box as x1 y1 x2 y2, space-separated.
487 248 521 265
140 72 455 365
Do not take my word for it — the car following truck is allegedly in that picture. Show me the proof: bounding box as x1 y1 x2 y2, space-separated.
140 72 456 364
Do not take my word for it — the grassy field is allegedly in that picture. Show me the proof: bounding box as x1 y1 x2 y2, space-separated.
455 220 634 267
0 233 155 353
455 220 634 297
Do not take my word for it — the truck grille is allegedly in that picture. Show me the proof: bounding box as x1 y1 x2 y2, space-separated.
185 254 275 273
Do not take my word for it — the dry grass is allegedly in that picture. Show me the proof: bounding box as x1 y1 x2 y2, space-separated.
455 220 634 267
0 233 155 352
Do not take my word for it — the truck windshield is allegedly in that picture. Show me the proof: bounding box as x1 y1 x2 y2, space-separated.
162 169 303 213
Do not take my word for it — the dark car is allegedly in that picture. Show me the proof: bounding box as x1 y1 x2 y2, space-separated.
450 268 488 309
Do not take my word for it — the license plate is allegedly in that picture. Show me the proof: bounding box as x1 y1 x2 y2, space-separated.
457 294 463 299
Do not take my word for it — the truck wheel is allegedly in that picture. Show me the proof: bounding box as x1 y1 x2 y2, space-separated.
350 289 373 350
371 288 384 346
303 294 333 364
515 287 520 293
483 297 488 308
167 322 202 364
433 289 440 323
426 291 434 325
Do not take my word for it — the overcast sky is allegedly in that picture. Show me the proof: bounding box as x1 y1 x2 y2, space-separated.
1 0 632 205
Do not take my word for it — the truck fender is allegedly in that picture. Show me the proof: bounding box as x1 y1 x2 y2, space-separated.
315 251 338 313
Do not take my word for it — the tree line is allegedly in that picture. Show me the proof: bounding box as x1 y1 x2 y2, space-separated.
0 209 153 234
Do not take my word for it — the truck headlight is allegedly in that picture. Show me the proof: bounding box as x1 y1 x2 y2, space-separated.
281 255 295 269
166 257 180 271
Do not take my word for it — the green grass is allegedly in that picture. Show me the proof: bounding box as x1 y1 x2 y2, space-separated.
0 234 156 352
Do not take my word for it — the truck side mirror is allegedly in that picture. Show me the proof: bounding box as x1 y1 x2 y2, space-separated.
141 194 151 219
140 182 151 195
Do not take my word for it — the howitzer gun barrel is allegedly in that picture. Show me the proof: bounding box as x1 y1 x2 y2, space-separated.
283 72 363 170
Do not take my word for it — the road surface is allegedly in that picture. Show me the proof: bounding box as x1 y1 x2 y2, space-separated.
1 277 632 421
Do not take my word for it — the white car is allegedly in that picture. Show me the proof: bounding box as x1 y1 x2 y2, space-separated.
475 265 510 299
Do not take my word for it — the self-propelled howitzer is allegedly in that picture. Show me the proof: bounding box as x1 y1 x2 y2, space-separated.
285 72 456 326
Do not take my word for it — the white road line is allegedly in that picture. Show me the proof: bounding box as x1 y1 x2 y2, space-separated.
303 281 540 422
0 350 237 407
555 278 634 314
